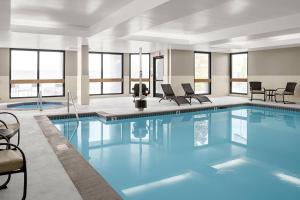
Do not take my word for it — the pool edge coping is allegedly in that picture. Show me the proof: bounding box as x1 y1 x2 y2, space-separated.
47 102 300 121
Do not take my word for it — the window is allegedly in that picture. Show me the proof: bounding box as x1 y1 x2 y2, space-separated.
10 49 64 98
88 52 123 95
230 53 248 94
129 53 150 93
194 52 211 94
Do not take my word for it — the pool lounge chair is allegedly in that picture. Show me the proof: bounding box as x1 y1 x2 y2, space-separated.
0 112 21 147
249 81 266 101
0 135 27 200
275 82 297 104
132 83 149 102
181 83 212 104
159 84 190 106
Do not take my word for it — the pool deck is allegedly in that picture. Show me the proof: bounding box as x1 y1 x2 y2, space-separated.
1 96 300 200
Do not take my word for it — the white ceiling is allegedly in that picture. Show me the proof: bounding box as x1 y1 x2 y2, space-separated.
1 0 300 52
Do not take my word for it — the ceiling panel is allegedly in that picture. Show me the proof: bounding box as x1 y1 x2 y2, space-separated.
11 0 135 27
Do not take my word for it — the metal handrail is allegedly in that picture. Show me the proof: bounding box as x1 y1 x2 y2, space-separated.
37 90 43 111
67 90 79 120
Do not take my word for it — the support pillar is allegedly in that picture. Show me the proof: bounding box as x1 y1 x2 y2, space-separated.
77 44 90 105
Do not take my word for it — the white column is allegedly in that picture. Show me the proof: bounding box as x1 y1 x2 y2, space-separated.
77 45 89 105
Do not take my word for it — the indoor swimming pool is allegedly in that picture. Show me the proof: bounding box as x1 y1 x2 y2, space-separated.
52 106 300 200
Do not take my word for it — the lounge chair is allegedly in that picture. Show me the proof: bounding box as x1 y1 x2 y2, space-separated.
0 135 27 200
249 81 266 101
159 84 190 106
0 112 20 147
132 83 149 102
181 83 212 104
275 82 297 104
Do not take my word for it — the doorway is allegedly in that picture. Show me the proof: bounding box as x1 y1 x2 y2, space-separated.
153 56 164 97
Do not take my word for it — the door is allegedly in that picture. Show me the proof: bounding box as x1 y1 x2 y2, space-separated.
153 56 164 97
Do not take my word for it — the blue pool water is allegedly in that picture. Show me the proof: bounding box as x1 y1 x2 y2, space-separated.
52 106 300 200
7 101 64 110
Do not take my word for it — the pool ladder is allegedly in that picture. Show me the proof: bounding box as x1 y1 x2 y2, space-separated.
67 90 79 120
37 90 43 111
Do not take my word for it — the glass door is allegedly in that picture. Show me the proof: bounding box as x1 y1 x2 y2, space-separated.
153 56 164 97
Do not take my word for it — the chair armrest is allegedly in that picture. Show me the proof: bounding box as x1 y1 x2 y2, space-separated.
0 120 8 128
0 112 20 124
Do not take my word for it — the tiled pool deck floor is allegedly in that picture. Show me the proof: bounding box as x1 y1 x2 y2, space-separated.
1 96 300 200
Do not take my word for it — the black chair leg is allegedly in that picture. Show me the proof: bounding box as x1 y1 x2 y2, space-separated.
250 93 253 101
22 171 27 200
17 130 20 147
159 98 163 102
0 174 11 190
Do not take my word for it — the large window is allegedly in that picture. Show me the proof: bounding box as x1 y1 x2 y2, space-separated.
89 52 123 95
10 49 64 98
230 53 248 94
129 53 150 93
194 52 211 94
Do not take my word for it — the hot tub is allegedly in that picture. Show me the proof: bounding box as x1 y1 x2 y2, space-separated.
7 101 65 110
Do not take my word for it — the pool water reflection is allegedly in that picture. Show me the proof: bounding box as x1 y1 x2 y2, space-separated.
52 106 300 200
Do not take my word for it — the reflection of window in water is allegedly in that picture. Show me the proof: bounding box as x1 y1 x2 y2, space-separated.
194 120 209 147
88 121 122 146
231 118 247 145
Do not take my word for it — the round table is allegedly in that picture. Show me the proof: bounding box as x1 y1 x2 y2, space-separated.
265 89 276 101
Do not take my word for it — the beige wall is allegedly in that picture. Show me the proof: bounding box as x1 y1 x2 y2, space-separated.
65 51 77 98
170 50 230 96
0 48 9 101
211 53 230 96
248 47 300 97
170 50 194 95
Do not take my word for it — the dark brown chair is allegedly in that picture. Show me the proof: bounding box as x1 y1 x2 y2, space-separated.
275 82 297 104
181 83 211 104
0 135 27 200
159 84 190 106
249 81 265 101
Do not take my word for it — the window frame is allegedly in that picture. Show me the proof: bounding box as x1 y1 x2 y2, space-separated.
230 52 248 95
88 52 124 96
194 51 211 95
129 53 151 94
9 48 65 99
